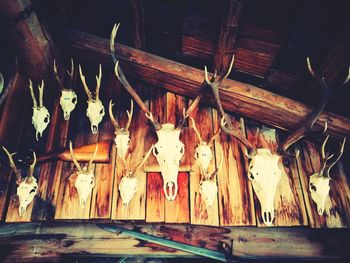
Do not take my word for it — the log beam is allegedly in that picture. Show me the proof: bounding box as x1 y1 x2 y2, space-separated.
63 29 350 138
0 223 350 261
0 0 60 81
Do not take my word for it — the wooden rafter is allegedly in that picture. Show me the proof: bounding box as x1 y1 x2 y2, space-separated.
130 0 147 50
63 29 350 138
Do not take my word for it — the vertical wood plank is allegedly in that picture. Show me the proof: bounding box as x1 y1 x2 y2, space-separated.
296 140 350 228
246 121 308 226
189 104 219 226
146 172 165 222
214 112 256 226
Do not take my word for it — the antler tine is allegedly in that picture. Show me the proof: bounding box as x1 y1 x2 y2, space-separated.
343 66 350 85
53 59 65 90
109 100 119 129
279 57 331 155
95 64 102 101
67 58 75 88
324 137 346 178
125 99 134 131
220 54 235 80
38 80 44 108
208 129 221 145
28 79 38 108
190 117 204 144
69 141 82 172
27 151 36 183
87 144 98 171
79 65 92 100
321 134 330 160
210 145 224 179
2 146 22 185
220 116 255 154
132 145 154 175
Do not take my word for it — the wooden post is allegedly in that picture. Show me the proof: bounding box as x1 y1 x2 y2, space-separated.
0 0 60 81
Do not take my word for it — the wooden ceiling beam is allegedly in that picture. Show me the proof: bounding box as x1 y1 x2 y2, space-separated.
63 29 350 138
130 0 146 50
213 0 245 73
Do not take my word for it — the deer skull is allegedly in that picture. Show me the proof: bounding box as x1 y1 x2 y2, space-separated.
17 177 38 216
199 180 217 211
60 89 77 120
248 148 281 226
2 147 37 217
309 135 346 215
69 141 98 208
118 145 153 206
54 59 77 120
109 100 133 159
29 80 50 141
153 124 184 201
79 64 105 134
119 176 138 207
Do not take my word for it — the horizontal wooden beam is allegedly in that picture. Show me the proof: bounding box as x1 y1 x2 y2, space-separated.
63 29 350 139
0 223 350 261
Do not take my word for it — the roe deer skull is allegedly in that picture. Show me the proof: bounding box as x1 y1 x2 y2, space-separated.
110 23 204 201
118 146 154 206
2 147 37 216
29 80 50 140
79 64 105 134
309 134 346 215
69 141 98 207
109 99 133 159
54 59 78 120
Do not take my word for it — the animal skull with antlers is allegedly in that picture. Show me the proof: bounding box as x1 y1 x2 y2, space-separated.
119 145 154 207
309 125 346 215
79 64 105 134
109 99 133 159
54 59 78 120
69 141 98 207
110 23 204 201
29 79 50 140
2 146 37 216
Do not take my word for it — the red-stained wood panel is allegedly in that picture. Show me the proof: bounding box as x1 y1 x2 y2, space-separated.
245 120 308 227
297 140 350 228
146 172 165 222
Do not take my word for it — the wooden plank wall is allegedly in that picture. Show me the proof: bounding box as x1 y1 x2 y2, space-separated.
0 67 349 228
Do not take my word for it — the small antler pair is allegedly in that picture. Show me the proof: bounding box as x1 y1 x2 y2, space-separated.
79 64 102 101
28 79 45 109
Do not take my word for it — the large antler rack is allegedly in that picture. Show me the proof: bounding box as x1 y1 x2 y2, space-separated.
110 23 205 131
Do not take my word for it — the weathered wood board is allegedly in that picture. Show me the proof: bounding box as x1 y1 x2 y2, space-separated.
245 120 308 226
213 111 256 226
297 140 350 228
189 103 219 226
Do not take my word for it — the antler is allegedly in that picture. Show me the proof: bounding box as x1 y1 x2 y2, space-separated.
109 100 120 129
95 64 102 101
87 144 98 171
190 117 204 144
208 145 224 180
79 65 93 100
343 66 350 86
278 57 331 155
319 132 346 178
53 59 65 90
125 99 133 131
69 141 82 173
38 80 44 108
2 146 22 185
28 79 38 108
67 58 75 88
131 145 154 175
26 152 36 184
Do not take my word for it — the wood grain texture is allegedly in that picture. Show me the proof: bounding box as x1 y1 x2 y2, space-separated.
214 111 256 226
296 140 350 228
146 172 165 222
246 121 308 226
64 29 350 139
189 104 219 226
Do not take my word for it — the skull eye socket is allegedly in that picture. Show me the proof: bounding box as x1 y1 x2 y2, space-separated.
179 146 184 154
310 183 317 191
99 108 104 114
72 97 77 104
44 116 49 123
249 173 255 180
195 152 199 159
154 147 159 155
